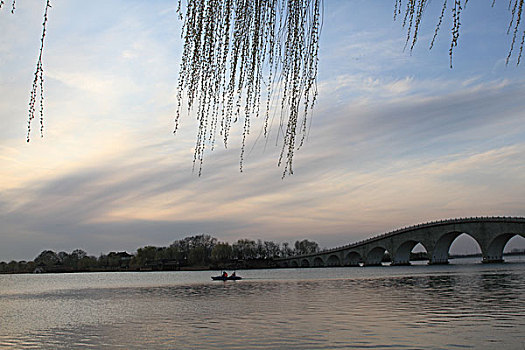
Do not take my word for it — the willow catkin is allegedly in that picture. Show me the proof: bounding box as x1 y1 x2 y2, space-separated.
175 0 322 177
429 0 447 50
27 0 51 142
0 1 17 15
397 0 525 67
397 0 464 66
397 0 461 67
4 0 524 168
507 0 525 64
0 1 11 12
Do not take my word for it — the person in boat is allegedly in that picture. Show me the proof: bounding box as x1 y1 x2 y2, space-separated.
222 271 228 278
231 271 236 277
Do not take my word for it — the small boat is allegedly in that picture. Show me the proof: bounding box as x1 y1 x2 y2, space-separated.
211 273 242 281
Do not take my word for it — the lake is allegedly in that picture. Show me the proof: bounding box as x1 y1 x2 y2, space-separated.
1 257 524 349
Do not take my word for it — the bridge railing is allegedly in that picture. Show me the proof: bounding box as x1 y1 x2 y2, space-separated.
277 216 525 260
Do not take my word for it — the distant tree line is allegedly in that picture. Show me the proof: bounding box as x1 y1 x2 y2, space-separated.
0 235 320 274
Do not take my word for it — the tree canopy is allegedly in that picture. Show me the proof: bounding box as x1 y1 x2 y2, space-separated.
0 234 321 273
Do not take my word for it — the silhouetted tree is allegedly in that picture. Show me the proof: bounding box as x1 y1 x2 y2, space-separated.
264 241 281 259
280 242 293 258
78 255 97 270
232 239 257 260
133 246 158 267
34 250 60 266
211 242 233 263
294 239 319 255
168 241 188 265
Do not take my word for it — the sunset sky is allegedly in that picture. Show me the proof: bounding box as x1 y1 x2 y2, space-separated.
1 0 524 261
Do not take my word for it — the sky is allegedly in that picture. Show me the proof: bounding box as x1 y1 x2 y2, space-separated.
1 0 525 261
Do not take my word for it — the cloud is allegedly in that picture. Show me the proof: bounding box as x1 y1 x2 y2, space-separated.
1 1 525 261
2 108 524 260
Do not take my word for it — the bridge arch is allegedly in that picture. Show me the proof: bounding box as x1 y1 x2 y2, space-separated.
326 255 341 267
365 246 387 266
485 233 525 263
313 257 325 267
290 260 299 268
431 231 482 264
506 234 525 251
300 259 310 267
393 240 429 265
344 251 362 266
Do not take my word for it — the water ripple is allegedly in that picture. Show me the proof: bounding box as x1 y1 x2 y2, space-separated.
0 263 524 349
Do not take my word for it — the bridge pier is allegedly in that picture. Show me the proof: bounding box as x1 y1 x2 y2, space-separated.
428 260 449 265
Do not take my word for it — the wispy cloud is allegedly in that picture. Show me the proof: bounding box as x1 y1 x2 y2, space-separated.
1 1 525 260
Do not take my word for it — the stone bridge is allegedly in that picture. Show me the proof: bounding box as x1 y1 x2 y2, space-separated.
276 217 525 267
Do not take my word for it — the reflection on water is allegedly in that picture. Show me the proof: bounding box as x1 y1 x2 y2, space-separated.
1 261 524 349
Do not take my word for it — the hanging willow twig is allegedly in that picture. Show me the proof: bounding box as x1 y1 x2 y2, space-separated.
27 0 51 142
4 0 524 176
506 0 525 64
0 0 16 14
397 0 525 67
175 0 322 177
397 0 462 67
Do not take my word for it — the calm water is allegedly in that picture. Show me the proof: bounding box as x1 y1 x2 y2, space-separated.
1 258 524 349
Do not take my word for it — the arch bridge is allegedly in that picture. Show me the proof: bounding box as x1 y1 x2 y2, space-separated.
276 217 525 268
